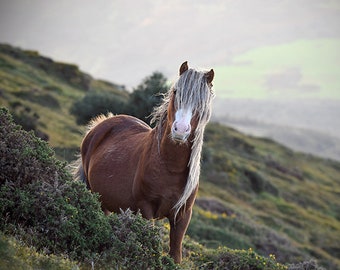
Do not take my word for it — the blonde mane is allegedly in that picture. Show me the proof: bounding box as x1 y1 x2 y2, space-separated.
151 68 215 217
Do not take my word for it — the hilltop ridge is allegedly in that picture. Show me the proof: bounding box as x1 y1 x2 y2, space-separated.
0 43 129 154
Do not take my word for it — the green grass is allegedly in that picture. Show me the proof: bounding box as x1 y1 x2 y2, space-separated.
0 233 78 270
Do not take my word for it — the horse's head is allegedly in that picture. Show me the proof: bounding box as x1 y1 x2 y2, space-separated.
168 61 214 143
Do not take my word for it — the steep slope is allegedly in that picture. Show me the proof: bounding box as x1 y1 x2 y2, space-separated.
212 98 340 162
217 115 340 162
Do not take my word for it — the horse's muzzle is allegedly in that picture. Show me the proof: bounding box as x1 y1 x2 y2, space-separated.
171 108 192 142
171 121 191 142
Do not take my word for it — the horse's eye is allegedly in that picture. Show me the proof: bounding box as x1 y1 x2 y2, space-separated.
173 89 177 95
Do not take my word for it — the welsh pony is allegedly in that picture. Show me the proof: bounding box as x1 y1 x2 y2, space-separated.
73 61 214 263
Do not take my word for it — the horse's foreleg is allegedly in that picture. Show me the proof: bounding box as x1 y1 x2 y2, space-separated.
169 208 192 264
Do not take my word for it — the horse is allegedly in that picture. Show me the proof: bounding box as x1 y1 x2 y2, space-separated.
73 61 214 263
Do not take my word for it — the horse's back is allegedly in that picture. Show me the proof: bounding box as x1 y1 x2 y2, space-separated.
82 114 150 156
81 114 152 212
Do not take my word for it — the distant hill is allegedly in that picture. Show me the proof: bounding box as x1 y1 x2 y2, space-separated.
0 44 339 269
215 114 340 162
213 98 340 162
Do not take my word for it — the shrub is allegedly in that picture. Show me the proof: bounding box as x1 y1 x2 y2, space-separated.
0 107 64 187
70 71 169 126
9 102 49 141
287 260 325 270
126 72 168 125
70 91 126 125
1 181 113 260
99 209 176 269
0 107 112 260
13 90 60 109
193 247 288 270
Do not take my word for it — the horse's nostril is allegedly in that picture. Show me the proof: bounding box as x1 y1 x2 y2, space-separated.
173 121 191 135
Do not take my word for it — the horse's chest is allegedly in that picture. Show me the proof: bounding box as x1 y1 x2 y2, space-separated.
159 179 184 202
138 170 186 208
147 166 187 193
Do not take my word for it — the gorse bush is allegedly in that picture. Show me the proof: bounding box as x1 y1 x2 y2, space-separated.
194 247 288 270
101 209 177 269
0 108 68 187
0 107 112 260
0 181 113 260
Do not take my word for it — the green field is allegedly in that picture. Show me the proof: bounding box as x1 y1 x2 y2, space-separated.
214 38 340 99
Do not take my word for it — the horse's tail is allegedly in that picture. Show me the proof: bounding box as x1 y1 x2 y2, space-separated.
70 156 91 190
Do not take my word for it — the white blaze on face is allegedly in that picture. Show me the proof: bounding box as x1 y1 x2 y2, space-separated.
171 108 192 142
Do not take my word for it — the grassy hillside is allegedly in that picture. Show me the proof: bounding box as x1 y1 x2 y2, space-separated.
0 43 129 159
196 123 340 268
1 44 339 269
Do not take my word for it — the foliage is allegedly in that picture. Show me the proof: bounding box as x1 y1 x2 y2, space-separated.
0 107 69 187
183 240 324 270
193 247 288 270
8 100 49 140
127 71 168 125
70 90 127 125
0 108 112 260
70 71 169 126
287 260 325 270
99 209 177 269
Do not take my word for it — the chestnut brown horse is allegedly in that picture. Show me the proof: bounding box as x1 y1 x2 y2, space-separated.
73 61 214 263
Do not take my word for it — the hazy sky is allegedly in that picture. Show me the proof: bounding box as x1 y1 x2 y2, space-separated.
0 0 339 99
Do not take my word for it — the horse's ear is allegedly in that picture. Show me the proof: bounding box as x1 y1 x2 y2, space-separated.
179 61 188 75
205 69 214 84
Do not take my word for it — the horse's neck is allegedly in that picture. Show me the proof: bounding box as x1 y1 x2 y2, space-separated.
158 125 192 173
